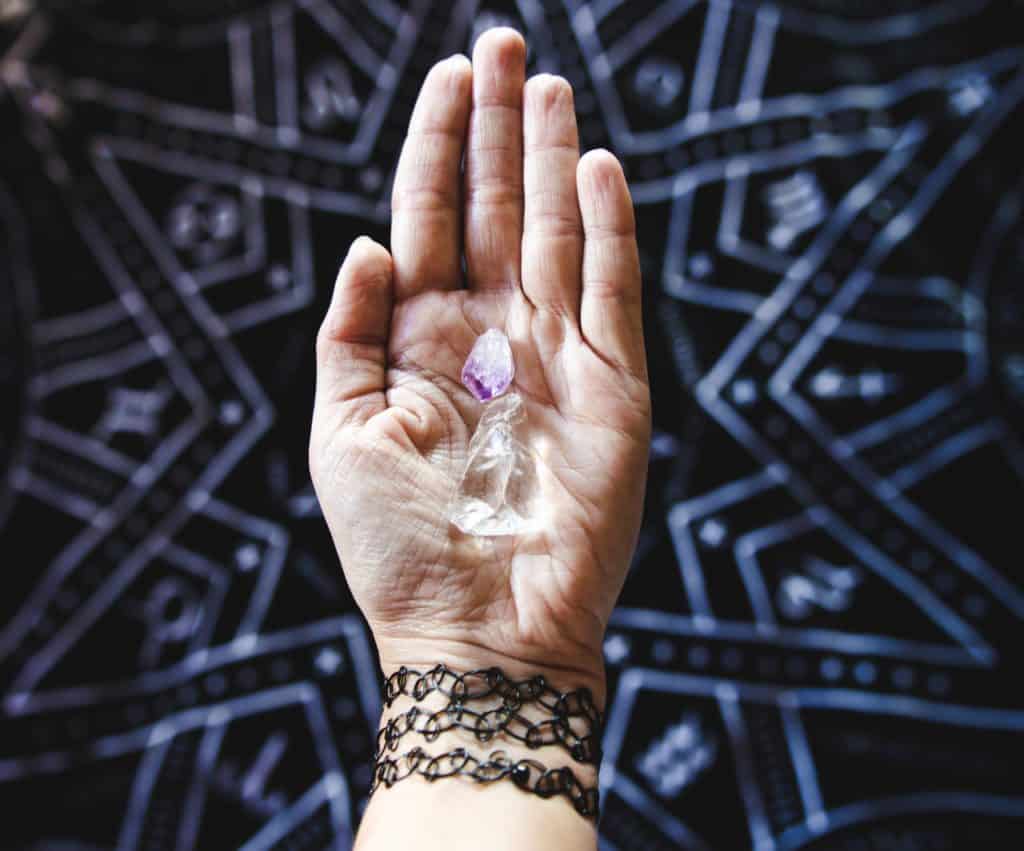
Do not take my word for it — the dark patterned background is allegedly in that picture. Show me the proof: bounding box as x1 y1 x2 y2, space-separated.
1 1 1023 848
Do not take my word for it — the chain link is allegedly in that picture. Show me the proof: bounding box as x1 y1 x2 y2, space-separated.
371 746 600 819
371 665 604 819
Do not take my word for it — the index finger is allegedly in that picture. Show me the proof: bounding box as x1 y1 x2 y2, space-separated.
390 55 473 300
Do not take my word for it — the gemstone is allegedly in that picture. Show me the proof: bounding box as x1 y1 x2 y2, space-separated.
449 392 538 536
461 328 514 402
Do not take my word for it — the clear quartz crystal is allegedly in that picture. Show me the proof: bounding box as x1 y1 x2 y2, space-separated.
449 392 538 536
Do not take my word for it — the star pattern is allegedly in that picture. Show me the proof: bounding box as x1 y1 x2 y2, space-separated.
0 2 1022 848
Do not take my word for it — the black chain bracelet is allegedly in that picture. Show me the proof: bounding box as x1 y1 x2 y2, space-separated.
370 665 604 819
371 746 600 819
380 664 603 763
377 688 602 763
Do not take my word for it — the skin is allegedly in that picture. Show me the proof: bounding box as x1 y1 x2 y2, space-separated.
309 29 650 849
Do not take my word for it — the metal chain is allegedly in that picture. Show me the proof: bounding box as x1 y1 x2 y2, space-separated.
381 664 603 763
371 665 604 819
377 694 601 764
371 746 600 820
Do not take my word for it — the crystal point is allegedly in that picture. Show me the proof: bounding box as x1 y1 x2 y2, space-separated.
449 392 538 536
461 328 514 402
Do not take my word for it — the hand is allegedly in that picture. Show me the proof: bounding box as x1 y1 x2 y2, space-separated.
309 29 650 706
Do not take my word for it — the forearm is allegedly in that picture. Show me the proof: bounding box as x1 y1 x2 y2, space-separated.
356 756 598 851
354 658 604 850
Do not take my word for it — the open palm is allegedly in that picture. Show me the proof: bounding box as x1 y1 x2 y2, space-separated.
310 30 650 700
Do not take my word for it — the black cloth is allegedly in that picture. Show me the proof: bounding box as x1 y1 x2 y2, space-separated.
1 1 1022 848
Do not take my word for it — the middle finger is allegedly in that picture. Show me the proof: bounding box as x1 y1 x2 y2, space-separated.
464 28 526 294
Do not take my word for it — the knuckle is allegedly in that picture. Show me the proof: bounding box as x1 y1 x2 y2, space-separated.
391 183 459 213
314 320 336 358
525 208 582 239
464 177 521 207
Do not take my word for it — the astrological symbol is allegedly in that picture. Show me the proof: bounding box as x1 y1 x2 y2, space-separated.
947 73 992 116
301 59 361 130
138 576 202 668
635 712 717 798
632 58 685 111
167 183 243 265
241 731 288 802
215 731 289 815
762 171 828 251
94 382 172 440
777 557 861 621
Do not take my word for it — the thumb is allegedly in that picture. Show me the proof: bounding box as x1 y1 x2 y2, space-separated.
313 236 393 430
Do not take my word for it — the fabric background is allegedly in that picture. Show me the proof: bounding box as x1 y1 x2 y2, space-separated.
1 1 1022 848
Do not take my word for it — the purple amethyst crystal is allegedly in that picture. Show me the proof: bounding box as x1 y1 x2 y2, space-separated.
461 328 515 402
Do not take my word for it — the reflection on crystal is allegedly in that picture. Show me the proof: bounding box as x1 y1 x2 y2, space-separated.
449 392 538 536
461 328 514 402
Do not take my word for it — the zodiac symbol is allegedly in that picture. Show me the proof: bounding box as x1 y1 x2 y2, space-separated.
215 731 290 816
635 712 718 798
632 58 685 111
302 58 361 130
763 171 828 251
777 557 861 621
137 576 202 668
95 382 173 440
947 73 992 116
167 183 243 265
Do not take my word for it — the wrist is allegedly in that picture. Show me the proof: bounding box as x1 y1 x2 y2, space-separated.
374 635 608 709
368 659 605 820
